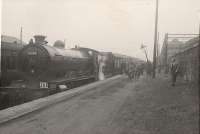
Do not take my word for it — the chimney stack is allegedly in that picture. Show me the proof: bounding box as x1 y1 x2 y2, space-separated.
34 35 46 45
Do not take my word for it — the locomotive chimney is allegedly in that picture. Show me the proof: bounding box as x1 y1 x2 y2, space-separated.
34 35 46 45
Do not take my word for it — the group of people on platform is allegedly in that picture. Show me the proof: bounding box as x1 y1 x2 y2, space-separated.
124 59 180 87
125 64 145 80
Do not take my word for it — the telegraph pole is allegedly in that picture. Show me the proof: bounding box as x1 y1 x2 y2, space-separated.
198 20 200 85
164 33 168 74
156 32 160 60
152 0 159 78
157 32 160 71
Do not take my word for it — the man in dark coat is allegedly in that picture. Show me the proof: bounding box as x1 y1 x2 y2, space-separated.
170 58 179 86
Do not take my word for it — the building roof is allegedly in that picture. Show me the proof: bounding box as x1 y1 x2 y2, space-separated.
1 35 26 45
183 37 199 49
167 39 184 48
1 35 26 50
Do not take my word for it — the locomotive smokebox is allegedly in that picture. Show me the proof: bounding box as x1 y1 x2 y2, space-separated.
34 35 46 45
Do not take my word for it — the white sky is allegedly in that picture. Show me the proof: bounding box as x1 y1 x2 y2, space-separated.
1 0 200 60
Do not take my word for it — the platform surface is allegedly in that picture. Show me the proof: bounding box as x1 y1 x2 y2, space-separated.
0 75 122 124
0 75 198 134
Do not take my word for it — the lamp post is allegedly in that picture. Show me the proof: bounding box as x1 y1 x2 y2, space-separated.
197 10 200 49
141 44 149 63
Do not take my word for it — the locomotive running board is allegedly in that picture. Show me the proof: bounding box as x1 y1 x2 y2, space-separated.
50 75 95 84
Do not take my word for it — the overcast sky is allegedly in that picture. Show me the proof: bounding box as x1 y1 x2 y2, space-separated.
1 0 200 60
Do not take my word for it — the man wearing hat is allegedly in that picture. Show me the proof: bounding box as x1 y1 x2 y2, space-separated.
170 58 179 86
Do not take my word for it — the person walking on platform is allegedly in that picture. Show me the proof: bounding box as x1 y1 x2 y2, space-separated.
170 58 179 86
145 62 152 79
127 66 133 80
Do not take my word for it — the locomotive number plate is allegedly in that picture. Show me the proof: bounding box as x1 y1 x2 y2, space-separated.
40 82 48 88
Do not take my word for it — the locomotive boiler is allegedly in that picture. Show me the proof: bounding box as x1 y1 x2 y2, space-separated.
14 35 99 90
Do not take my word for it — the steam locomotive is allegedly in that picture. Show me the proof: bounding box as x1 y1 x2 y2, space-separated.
9 35 143 90
10 35 100 90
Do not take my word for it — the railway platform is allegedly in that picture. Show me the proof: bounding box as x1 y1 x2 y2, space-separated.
0 74 198 134
0 75 122 124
